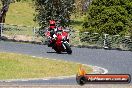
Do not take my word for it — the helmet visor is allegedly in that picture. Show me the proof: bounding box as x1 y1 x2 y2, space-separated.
50 24 55 26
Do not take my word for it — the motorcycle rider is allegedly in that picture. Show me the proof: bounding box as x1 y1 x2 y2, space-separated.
47 20 58 47
48 20 56 37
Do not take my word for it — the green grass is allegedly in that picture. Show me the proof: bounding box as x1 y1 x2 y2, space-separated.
70 14 86 31
0 52 92 79
5 2 84 30
6 2 37 27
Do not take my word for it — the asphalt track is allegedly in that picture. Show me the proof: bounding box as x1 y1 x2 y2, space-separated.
0 40 132 85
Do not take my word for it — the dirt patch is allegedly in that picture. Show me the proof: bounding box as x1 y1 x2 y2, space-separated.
1 34 43 44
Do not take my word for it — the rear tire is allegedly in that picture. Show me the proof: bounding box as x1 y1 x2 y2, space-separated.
63 42 72 54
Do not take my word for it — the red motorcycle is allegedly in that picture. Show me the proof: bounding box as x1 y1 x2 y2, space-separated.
45 27 72 54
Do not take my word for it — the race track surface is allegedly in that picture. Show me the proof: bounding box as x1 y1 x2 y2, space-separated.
0 40 132 85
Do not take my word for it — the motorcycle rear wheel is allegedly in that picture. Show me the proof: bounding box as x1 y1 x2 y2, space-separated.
53 45 61 54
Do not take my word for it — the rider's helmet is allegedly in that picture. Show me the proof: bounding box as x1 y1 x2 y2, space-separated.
49 20 56 29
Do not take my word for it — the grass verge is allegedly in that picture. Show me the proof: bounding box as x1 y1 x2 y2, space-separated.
0 52 92 80
6 2 37 27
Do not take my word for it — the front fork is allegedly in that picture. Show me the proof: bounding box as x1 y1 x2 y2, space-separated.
62 41 69 50
62 43 66 50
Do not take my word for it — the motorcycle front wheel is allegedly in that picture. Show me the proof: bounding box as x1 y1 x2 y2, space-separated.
63 42 72 54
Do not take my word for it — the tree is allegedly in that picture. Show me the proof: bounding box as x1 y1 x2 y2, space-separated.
0 0 10 37
1 0 8 6
33 0 75 29
0 0 10 23
83 0 132 35
75 0 92 14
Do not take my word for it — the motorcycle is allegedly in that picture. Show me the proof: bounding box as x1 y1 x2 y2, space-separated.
44 27 72 54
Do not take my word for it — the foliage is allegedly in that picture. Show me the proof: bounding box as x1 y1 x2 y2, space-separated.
33 0 75 28
83 0 132 35
0 0 9 6
0 0 10 24
74 0 85 15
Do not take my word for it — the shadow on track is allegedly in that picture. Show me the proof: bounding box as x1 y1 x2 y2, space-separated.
46 51 68 54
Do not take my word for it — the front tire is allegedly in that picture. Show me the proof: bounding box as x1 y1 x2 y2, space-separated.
63 42 72 54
